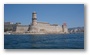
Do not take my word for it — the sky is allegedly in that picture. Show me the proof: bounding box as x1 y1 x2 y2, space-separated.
4 4 84 28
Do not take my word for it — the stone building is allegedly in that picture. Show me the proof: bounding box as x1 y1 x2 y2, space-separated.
4 22 14 32
5 11 68 34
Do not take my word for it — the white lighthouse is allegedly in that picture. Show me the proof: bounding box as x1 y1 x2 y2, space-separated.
32 11 37 26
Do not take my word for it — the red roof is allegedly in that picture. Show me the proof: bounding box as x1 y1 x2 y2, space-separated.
63 23 67 26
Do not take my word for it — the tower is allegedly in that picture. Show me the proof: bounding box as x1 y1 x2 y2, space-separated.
32 11 37 26
62 23 68 33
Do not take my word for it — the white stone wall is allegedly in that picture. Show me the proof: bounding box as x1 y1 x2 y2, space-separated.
14 22 68 34
37 22 50 26
29 23 63 34
29 26 39 33
15 25 29 33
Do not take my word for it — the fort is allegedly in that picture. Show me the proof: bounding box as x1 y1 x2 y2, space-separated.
4 11 68 34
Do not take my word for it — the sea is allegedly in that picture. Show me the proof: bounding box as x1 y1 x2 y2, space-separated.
4 33 84 49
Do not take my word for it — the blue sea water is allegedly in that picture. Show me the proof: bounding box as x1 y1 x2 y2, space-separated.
4 33 84 49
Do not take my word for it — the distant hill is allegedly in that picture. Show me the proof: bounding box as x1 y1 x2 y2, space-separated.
68 27 84 33
68 27 84 30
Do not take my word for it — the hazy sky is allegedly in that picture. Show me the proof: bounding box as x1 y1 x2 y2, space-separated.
4 4 84 28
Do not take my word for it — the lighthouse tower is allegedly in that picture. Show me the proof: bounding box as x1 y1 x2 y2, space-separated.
32 11 37 26
62 23 68 33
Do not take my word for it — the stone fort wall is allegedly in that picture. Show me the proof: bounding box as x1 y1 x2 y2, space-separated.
29 22 63 34
15 25 29 33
